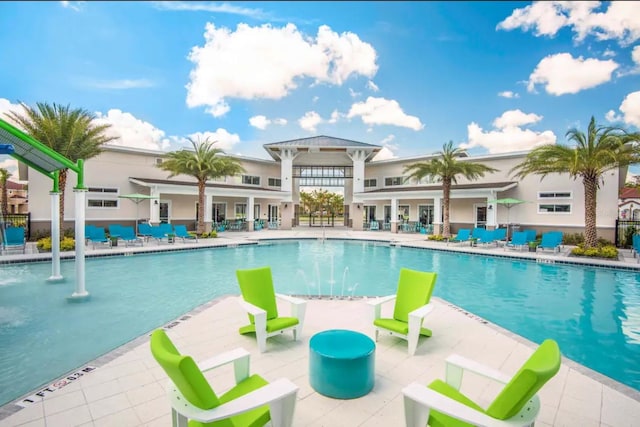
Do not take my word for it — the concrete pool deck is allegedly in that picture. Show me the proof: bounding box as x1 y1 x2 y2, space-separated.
1 228 639 426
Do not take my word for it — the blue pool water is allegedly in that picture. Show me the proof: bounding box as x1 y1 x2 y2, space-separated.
1 239 639 406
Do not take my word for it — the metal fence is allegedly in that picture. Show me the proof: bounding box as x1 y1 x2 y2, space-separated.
615 219 640 248
2 213 31 240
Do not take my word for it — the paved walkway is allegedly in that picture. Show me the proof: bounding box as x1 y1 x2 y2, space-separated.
1 228 639 426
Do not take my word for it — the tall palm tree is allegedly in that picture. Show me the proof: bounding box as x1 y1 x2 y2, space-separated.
157 137 245 234
511 116 640 248
404 141 498 238
0 168 11 217
5 102 116 233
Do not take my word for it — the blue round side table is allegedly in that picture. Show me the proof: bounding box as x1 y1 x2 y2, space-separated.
309 329 376 399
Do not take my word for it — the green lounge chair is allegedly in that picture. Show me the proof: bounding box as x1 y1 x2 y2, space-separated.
236 266 307 353
402 339 561 427
150 329 298 427
369 268 437 356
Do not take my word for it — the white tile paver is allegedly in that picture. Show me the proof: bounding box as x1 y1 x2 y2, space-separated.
2 229 640 427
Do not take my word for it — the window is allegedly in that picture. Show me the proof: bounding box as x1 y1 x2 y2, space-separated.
87 187 118 194
242 175 260 185
538 204 571 213
155 158 163 165
413 176 434 185
88 199 118 208
268 177 281 187
235 203 247 219
364 179 377 188
213 203 226 222
538 191 571 199
384 176 404 186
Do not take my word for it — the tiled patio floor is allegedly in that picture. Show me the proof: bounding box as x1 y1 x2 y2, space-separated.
1 228 639 426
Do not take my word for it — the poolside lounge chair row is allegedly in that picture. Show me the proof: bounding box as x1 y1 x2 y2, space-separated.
84 223 197 249
150 265 561 427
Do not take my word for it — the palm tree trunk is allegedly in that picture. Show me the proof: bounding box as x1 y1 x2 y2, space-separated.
197 180 205 234
583 175 598 248
442 178 451 238
58 169 68 237
1 183 8 217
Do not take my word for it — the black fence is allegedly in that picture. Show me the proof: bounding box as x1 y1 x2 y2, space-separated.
2 213 31 240
615 219 640 248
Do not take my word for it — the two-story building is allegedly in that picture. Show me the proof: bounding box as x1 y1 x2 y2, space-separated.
21 135 623 240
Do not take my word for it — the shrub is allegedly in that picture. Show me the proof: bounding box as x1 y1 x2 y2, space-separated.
427 234 446 241
624 226 637 248
563 232 584 245
36 236 76 252
571 243 618 259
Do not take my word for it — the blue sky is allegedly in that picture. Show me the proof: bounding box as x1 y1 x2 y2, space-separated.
1 1 639 176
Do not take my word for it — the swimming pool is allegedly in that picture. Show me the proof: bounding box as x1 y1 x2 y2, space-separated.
1 239 639 406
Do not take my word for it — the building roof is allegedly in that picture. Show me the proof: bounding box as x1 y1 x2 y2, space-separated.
130 177 282 192
263 135 381 161
5 180 26 190
619 187 640 199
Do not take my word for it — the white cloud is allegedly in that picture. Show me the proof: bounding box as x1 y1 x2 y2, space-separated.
0 157 19 177
371 134 398 161
497 90 519 98
186 23 378 117
95 109 171 151
633 46 640 65
605 109 623 123
298 111 323 132
312 96 319 103
349 87 361 98
248 115 287 130
347 97 424 130
60 1 84 12
493 109 542 128
603 48 616 57
84 78 155 90
151 1 267 19
497 1 640 46
0 99 27 126
460 110 556 154
367 80 379 92
187 130 241 151
328 110 343 124
527 53 618 95
620 91 640 128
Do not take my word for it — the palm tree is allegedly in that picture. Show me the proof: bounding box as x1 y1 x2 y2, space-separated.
0 168 11 217
404 141 498 238
157 137 245 234
5 102 116 233
511 116 640 248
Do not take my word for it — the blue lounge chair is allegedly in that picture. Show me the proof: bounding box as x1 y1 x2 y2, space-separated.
119 226 144 247
2 226 26 254
149 225 168 244
173 224 198 243
476 229 497 246
87 226 112 249
522 229 537 243
505 231 529 251
369 220 379 231
108 224 124 241
493 228 507 244
137 223 153 241
537 231 563 253
471 227 485 240
448 229 471 245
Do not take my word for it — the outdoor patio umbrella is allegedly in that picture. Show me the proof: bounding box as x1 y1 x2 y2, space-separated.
487 197 527 240
118 193 158 235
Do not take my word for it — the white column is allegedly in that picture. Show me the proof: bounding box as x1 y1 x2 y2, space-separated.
433 196 442 235
390 198 398 233
150 188 160 225
487 194 497 228
69 188 89 301
247 196 255 231
47 191 63 282
280 148 296 194
348 150 366 194
204 194 213 232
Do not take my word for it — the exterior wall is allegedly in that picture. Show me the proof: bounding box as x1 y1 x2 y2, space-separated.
23 143 622 241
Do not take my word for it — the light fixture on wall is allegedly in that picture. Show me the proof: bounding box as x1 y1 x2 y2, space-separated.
284 203 288 209
154 200 158 205
357 204 361 209
487 205 493 210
